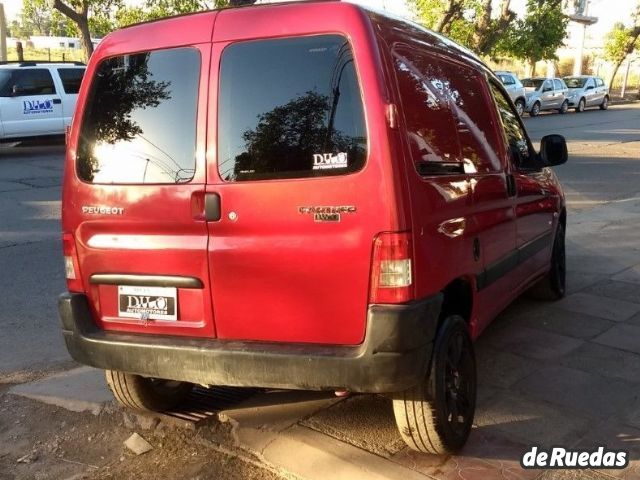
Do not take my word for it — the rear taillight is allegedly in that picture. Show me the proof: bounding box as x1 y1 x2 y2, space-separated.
62 233 83 292
369 232 414 304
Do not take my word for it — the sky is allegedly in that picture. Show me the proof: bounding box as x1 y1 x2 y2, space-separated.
0 0 634 40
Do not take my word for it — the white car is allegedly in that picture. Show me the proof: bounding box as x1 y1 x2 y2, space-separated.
0 61 86 142
495 71 527 116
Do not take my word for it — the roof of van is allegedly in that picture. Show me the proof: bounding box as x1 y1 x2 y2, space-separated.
101 0 488 76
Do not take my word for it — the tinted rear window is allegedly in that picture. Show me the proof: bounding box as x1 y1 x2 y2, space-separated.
522 79 544 89
218 35 367 182
77 48 200 184
58 68 85 94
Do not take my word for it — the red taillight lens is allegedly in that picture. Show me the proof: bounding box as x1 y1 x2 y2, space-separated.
369 232 414 304
62 233 83 292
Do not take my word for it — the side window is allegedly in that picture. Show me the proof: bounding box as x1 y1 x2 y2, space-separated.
488 81 534 169
553 79 563 90
57 68 85 94
596 78 604 87
543 80 553 92
392 47 460 170
441 62 503 173
12 69 56 96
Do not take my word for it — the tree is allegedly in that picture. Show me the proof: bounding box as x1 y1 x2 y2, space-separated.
49 0 122 60
497 0 568 75
116 0 229 28
604 4 640 90
411 0 516 56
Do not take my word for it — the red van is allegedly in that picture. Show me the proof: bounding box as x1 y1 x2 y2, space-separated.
59 1 568 454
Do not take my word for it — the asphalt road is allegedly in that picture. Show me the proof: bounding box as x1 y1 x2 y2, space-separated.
523 103 640 210
0 103 638 380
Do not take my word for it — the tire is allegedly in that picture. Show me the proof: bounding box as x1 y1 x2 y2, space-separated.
558 100 569 114
529 102 541 117
600 96 609 110
105 370 193 412
392 315 476 455
528 222 566 301
575 98 586 113
515 99 525 117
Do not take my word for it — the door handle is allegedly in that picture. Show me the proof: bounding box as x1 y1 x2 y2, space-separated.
205 193 221 222
506 173 517 197
52 98 62 104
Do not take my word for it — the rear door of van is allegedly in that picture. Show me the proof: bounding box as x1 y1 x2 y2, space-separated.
66 40 217 338
206 28 385 345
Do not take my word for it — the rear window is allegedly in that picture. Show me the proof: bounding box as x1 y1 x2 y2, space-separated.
218 35 367 182
522 78 544 89
77 48 200 184
57 68 85 94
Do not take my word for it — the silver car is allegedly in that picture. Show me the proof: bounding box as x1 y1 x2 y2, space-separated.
495 71 526 116
522 77 569 116
563 75 609 112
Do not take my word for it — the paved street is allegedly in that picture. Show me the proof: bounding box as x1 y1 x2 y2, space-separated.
0 103 639 479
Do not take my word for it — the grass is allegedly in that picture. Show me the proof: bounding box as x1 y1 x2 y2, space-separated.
5 47 85 63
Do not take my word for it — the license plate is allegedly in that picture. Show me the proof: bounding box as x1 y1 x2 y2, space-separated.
118 285 177 321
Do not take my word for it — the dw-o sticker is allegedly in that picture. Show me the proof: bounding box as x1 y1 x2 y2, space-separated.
313 152 348 170
23 99 54 115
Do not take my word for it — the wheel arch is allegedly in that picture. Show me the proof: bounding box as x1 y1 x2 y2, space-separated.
438 278 474 331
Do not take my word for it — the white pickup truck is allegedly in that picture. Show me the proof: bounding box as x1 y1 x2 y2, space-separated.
0 61 86 142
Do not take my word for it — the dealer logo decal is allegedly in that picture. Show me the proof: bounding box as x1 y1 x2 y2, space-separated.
23 99 54 115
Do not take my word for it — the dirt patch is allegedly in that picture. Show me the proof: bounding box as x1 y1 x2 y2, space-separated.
0 393 284 480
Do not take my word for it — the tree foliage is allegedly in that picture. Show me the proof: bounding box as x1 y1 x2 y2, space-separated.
412 0 516 56
604 4 640 89
496 0 568 74
116 0 229 27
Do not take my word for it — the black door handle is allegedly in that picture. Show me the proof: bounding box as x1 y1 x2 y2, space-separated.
52 98 62 104
205 193 221 222
506 174 517 197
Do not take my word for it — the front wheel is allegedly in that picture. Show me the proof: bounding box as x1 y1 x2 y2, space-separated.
392 315 476 454
529 102 541 117
105 370 193 412
515 99 525 117
600 96 609 110
558 100 569 114
575 98 586 112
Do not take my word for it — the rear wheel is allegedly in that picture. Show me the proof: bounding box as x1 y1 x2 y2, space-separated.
515 99 525 117
575 98 586 112
105 370 193 412
529 102 541 117
558 100 569 114
392 315 476 454
528 222 566 301
600 96 609 110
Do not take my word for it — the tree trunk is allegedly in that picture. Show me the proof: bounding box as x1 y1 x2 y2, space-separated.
77 17 93 60
51 0 93 61
435 0 464 33
529 59 537 77
608 58 624 91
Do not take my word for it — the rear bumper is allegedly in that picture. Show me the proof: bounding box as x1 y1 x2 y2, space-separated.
59 293 442 393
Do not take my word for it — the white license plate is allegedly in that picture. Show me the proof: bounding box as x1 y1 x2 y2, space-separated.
118 285 177 321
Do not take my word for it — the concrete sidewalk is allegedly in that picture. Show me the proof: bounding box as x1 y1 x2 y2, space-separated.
11 195 640 480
